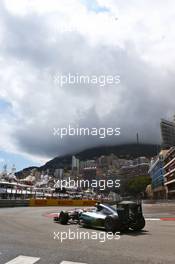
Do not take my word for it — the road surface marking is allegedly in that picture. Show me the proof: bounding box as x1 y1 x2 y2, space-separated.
44 212 58 218
160 217 175 221
146 218 175 221
5 255 40 264
60 261 87 264
145 218 160 221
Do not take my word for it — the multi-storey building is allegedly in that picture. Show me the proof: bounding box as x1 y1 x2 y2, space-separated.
72 156 80 179
163 147 175 199
160 118 175 149
118 157 150 195
148 150 168 199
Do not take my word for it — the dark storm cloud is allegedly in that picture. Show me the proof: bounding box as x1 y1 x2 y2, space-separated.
12 41 174 157
1 0 175 160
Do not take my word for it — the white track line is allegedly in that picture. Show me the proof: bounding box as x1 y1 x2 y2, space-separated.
5 255 40 264
60 261 87 264
145 218 160 221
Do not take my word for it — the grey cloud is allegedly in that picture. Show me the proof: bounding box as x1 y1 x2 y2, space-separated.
1 1 175 160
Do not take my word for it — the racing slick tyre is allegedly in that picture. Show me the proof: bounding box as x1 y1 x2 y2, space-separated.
59 211 69 225
53 216 59 222
130 217 145 231
104 216 118 233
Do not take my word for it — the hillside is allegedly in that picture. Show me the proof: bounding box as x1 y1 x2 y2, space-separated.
16 143 160 177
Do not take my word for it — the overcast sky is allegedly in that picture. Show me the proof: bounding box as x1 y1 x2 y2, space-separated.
0 0 175 170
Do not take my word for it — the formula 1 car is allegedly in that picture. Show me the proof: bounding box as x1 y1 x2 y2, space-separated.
54 201 145 233
79 202 145 232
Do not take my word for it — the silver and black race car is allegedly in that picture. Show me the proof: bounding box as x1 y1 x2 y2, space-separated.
54 201 145 233
79 202 145 232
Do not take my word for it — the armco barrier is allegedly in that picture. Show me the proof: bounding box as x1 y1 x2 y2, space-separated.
0 199 30 208
29 199 97 207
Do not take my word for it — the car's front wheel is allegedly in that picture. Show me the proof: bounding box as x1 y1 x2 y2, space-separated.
59 211 69 225
53 216 59 222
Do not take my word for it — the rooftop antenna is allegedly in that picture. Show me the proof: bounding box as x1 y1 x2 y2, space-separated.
136 132 139 145
3 164 7 174
11 164 16 174
173 114 175 123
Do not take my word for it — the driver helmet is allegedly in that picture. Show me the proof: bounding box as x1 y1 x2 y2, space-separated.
95 202 101 211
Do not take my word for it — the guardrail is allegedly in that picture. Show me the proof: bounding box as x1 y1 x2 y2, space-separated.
0 199 30 207
0 199 98 207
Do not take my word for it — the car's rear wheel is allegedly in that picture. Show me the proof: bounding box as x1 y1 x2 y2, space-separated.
53 216 59 222
59 211 69 225
130 217 145 231
104 216 118 233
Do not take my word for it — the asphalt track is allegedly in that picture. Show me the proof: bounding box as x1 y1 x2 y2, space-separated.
0 204 175 264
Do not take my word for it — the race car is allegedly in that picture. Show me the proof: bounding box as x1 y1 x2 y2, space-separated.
54 201 145 233
79 202 145 233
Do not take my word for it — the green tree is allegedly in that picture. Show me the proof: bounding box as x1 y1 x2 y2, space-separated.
128 176 151 195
